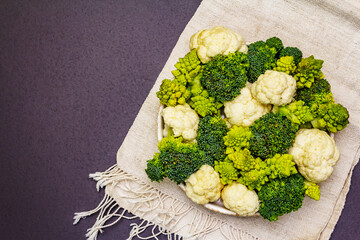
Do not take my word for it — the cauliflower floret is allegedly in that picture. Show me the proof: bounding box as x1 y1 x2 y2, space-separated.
190 26 248 63
251 70 296 106
221 182 259 216
185 165 223 204
289 129 340 183
224 84 271 127
161 104 199 141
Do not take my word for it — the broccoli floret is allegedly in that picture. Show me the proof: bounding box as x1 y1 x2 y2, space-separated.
146 136 212 184
304 180 321 201
295 78 334 107
247 41 277 83
156 79 191 107
265 36 284 57
278 100 314 125
279 47 303 65
145 153 165 182
201 51 249 102
266 154 298 179
196 115 228 162
311 103 350 132
223 126 253 154
294 55 325 89
214 159 239 185
171 49 203 84
249 113 299 159
258 173 306 221
273 56 296 75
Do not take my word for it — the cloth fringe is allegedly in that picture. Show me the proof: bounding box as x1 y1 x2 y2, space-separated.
74 164 258 240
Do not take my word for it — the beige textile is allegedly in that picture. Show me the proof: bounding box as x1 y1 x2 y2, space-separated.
112 0 360 239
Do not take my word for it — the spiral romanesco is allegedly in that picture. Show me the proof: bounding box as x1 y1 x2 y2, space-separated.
214 160 239 185
266 154 298 179
294 55 325 89
223 126 252 154
304 180 321 201
156 79 190 107
311 103 349 133
171 49 203 84
273 56 296 75
278 100 314 125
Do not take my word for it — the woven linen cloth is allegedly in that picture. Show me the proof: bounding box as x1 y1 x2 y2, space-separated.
76 0 360 239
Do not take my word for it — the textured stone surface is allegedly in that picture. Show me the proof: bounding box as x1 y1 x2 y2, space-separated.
0 1 358 239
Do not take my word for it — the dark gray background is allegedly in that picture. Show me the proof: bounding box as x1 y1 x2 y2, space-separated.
1 1 359 239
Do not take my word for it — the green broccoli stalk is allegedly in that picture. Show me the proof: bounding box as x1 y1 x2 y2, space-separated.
278 100 314 125
249 113 299 159
214 159 239 185
266 154 298 179
247 41 277 83
223 126 253 154
273 56 296 75
196 115 229 162
311 103 349 132
145 135 212 184
201 51 249 102
156 79 191 107
265 36 284 57
279 47 303 65
294 55 325 89
171 49 203 84
304 180 321 201
258 173 306 221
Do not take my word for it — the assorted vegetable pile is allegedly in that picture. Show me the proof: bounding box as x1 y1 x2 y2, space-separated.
145 26 349 221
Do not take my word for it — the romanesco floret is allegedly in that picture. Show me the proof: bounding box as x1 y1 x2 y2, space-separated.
273 56 296 75
258 173 306 221
304 180 321 201
266 154 298 179
279 47 303 65
214 160 239 185
311 103 350 132
238 168 270 191
196 115 228 161
223 126 252 154
227 148 265 171
156 79 191 107
249 113 299 159
278 100 314 125
201 51 249 102
294 55 325 89
247 41 277 83
171 49 203 84
189 90 222 117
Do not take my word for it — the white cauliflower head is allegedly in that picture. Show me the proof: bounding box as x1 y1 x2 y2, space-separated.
161 104 199 141
251 70 296 106
185 165 223 205
190 26 248 63
221 182 259 216
289 129 340 183
224 84 271 127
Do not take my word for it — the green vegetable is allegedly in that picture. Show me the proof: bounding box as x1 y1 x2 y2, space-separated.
295 78 334 108
249 113 299 159
171 49 203 84
188 74 223 117
238 168 269 191
279 47 303 65
266 154 298 179
201 51 249 102
304 180 321 201
214 159 239 185
156 79 191 107
278 100 314 125
273 56 296 75
145 136 212 184
265 37 284 57
311 103 349 132
258 173 306 221
196 115 228 162
247 41 277 83
227 148 265 171
294 55 325 89
223 126 253 154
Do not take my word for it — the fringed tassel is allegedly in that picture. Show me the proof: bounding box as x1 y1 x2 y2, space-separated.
74 165 258 240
